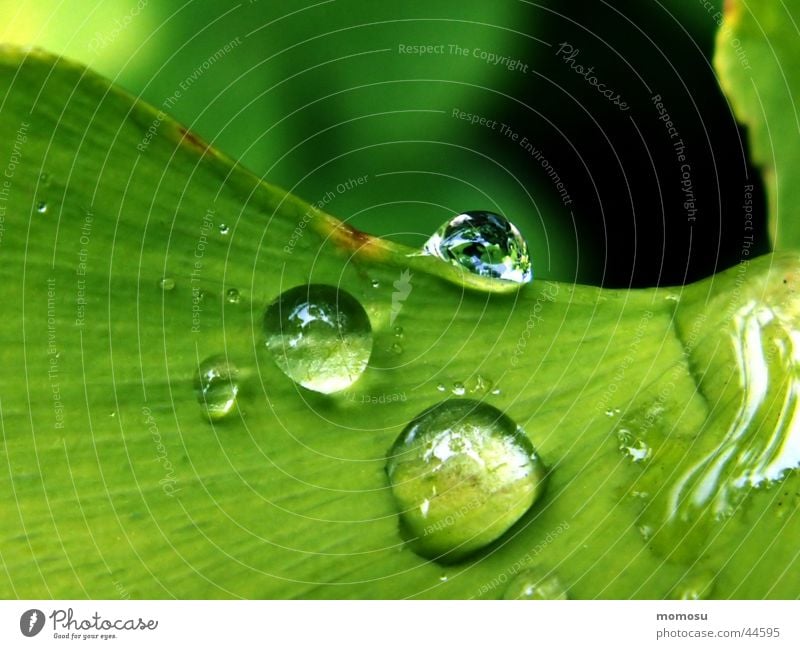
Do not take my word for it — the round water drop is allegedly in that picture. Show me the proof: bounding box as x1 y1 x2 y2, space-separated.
36 201 48 214
503 570 568 600
386 399 547 562
436 383 446 393
390 343 403 355
452 382 466 396
226 288 240 304
371 279 380 289
423 211 532 284
263 284 372 394
158 277 175 291
219 223 229 235
394 326 403 338
194 355 239 421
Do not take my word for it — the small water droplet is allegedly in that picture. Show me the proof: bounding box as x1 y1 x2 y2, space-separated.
36 201 48 214
386 399 547 562
422 211 532 284
158 277 175 291
605 408 621 417
491 387 501 395
638 524 654 541
451 382 466 396
436 383 446 393
665 294 680 303
226 288 240 304
617 429 650 462
439 574 448 582
503 570 568 600
194 355 239 421
471 375 492 394
219 223 229 235
672 571 715 600
390 342 403 355
39 172 50 186
263 284 373 394
371 279 380 289
394 326 404 338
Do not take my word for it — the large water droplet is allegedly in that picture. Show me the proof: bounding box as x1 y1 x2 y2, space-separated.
36 201 48 214
263 284 372 394
194 355 239 421
503 570 568 600
386 399 547 562
423 211 532 284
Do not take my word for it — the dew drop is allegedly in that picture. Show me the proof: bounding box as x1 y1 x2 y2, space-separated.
394 326 404 338
390 343 403 355
471 375 492 394
36 201 48 214
194 355 239 421
422 211 532 284
158 277 175 291
451 382 466 396
386 399 547 562
436 383 446 393
503 570 568 600
617 429 650 463
263 284 373 394
672 571 715 600
219 223 229 235
226 288 240 304
371 279 380 289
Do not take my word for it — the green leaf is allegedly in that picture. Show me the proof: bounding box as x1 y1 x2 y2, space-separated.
714 0 800 249
1 47 798 599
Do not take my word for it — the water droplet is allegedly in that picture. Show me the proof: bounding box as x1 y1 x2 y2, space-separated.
386 399 547 562
605 408 621 417
371 279 380 289
36 201 48 214
194 355 239 421
439 574 448 582
263 284 373 394
491 387 501 395
219 223 229 235
226 288 240 304
451 382 466 396
390 343 403 355
503 570 568 600
394 326 404 338
436 383 446 393
470 375 492 394
158 277 175 291
39 172 50 186
672 571 715 600
617 429 650 463
422 211 532 284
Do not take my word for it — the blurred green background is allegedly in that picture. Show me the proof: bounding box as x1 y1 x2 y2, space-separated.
1 0 766 286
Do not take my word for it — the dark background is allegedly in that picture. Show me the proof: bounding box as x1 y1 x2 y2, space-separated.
13 0 767 286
